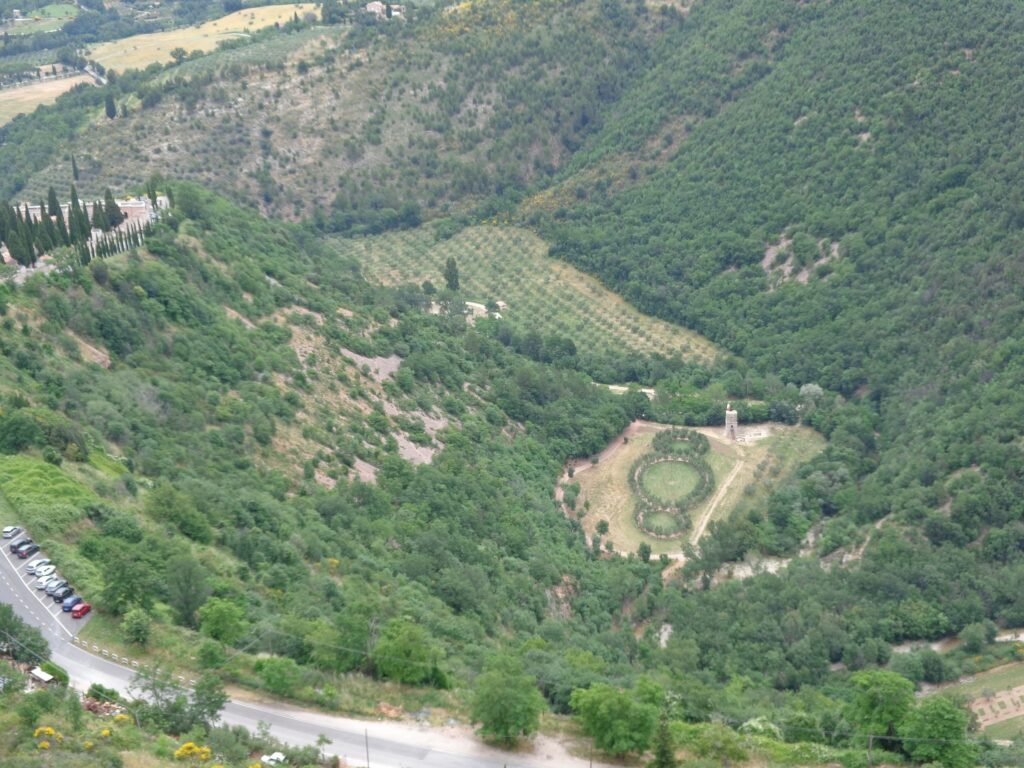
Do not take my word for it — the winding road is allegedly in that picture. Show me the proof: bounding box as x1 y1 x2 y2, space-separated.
0 544 608 768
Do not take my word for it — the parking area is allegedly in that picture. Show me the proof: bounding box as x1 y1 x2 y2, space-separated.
0 529 90 638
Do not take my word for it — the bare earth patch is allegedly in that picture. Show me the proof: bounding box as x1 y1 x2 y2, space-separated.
341 349 402 382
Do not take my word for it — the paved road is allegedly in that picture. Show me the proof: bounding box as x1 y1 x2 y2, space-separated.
0 542 600 768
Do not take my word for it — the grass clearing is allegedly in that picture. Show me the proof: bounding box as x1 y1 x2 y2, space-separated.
2 3 78 35
984 713 1024 739
0 74 93 126
943 662 1024 699
640 460 700 502
934 659 1024 732
88 4 319 72
0 454 97 537
334 225 719 362
572 422 824 556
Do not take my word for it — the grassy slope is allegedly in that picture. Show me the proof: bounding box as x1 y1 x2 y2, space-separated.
0 74 93 126
336 224 719 362
87 4 320 71
20 0 653 220
1 3 78 35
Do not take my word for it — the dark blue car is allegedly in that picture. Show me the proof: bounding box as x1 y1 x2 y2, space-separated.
62 595 83 612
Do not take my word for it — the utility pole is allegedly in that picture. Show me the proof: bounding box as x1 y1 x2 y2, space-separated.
867 734 874 767
365 728 370 768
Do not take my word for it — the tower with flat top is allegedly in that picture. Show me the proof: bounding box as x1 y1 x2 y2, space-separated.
724 402 738 441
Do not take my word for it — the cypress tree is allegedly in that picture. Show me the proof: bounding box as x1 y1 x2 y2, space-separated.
47 187 61 217
105 93 116 119
69 186 89 242
103 189 124 228
92 201 106 231
71 154 79 181
55 207 70 246
38 200 56 252
648 712 678 768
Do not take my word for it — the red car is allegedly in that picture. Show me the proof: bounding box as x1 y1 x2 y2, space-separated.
71 602 91 619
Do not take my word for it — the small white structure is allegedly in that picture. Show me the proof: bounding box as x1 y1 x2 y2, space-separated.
724 401 738 441
261 752 287 766
365 1 405 18
29 667 54 685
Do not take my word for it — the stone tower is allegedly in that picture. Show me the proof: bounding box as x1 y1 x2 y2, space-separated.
724 401 738 441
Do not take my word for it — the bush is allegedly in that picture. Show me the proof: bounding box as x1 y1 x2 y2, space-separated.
39 661 69 686
121 607 151 646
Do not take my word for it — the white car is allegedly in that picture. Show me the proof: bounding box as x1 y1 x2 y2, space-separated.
34 574 61 589
33 566 57 581
25 558 51 574
2 525 22 539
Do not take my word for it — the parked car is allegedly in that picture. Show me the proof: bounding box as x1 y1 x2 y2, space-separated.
52 587 73 602
62 596 83 612
2 525 23 539
34 573 59 589
17 543 40 558
9 537 32 553
71 602 91 619
45 579 68 595
25 558 50 574
33 564 56 578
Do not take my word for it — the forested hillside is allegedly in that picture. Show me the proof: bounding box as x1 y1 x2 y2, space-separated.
3 0 1024 764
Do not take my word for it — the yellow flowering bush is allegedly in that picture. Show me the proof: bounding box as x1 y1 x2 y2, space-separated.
173 741 213 761
114 713 132 724
83 740 95 750
100 728 112 738
34 725 63 746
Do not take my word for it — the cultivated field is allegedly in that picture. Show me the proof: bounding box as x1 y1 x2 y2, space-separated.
938 660 1024 733
0 74 93 126
335 226 720 362
87 3 319 71
1 3 77 35
568 421 823 556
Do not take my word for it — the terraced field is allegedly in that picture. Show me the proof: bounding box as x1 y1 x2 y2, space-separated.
334 225 719 362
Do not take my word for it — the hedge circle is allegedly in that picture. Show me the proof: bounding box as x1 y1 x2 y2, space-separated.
630 429 715 538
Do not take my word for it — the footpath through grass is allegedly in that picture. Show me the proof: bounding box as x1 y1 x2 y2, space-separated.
334 225 719 362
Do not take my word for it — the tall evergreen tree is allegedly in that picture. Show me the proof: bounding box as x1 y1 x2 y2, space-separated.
104 93 116 119
92 201 107 232
444 256 460 291
47 187 61 217
648 712 678 768
103 189 124 228
69 186 89 242
71 154 79 181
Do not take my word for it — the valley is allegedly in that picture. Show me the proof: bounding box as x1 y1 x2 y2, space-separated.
1 0 1023 767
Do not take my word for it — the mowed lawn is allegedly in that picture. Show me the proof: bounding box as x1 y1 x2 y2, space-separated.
334 225 720 362
573 423 824 556
87 3 319 71
0 75 93 126
640 460 700 502
2 3 78 35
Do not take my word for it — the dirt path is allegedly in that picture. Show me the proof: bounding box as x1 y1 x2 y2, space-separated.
690 457 743 546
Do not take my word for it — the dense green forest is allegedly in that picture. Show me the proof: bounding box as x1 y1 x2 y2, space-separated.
3 0 1024 764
